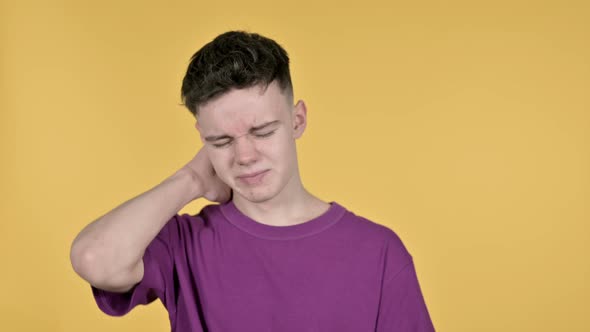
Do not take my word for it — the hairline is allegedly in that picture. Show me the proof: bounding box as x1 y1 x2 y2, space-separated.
194 80 294 118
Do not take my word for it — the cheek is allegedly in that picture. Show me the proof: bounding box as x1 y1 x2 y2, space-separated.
263 136 295 165
261 141 281 159
207 150 230 173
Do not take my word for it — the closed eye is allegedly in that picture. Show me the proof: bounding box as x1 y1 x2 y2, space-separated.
212 140 232 148
211 131 276 148
254 130 276 138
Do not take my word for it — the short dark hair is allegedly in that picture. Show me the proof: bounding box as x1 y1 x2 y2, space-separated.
181 31 293 117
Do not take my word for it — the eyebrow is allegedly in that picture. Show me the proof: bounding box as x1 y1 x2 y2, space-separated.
204 120 281 142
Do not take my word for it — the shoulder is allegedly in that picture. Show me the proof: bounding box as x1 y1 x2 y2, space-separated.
339 203 405 242
178 203 225 224
337 202 413 263
156 203 223 239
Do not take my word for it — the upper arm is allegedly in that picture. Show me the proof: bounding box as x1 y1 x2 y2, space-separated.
89 215 182 316
376 260 435 331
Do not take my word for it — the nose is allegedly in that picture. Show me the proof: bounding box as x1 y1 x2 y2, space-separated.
233 135 259 166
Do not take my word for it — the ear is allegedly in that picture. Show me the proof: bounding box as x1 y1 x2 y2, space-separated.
292 100 307 139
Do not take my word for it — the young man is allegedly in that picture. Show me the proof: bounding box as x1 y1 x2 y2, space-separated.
70 31 435 331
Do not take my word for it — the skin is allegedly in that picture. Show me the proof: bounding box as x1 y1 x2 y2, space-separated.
69 80 329 293
192 80 330 226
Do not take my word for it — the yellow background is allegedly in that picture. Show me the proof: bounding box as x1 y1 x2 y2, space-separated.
1 0 589 331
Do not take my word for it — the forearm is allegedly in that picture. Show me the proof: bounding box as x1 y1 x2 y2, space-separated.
70 168 202 286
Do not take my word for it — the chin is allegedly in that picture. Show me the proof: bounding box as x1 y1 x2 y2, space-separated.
233 185 280 203
237 191 274 203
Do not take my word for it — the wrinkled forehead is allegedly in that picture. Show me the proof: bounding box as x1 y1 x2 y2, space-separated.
197 82 290 134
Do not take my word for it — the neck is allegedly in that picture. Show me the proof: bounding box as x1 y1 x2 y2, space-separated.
232 172 328 226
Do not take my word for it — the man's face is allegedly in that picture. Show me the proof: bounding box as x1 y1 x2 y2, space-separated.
195 80 307 203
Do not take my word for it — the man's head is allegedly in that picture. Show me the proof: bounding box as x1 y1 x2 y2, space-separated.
181 30 294 117
181 31 307 204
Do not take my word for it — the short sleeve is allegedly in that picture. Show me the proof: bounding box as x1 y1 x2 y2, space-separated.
375 259 436 331
90 214 179 316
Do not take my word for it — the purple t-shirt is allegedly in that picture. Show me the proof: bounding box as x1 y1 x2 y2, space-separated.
91 201 435 331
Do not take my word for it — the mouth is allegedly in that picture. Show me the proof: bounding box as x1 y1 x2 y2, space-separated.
238 170 269 178
236 169 269 185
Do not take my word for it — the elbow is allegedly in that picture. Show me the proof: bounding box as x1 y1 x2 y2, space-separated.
69 241 142 292
70 242 103 285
